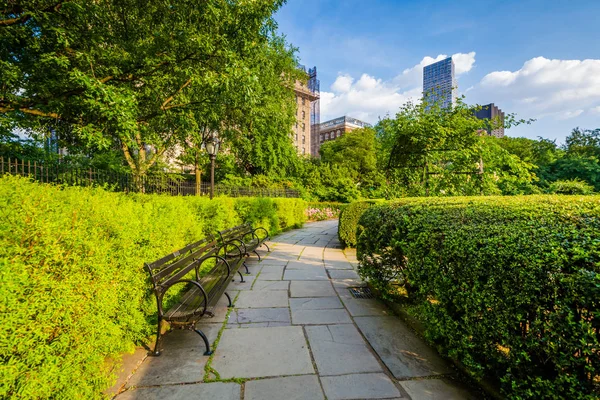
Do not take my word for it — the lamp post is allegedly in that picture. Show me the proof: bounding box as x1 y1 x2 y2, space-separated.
205 133 220 199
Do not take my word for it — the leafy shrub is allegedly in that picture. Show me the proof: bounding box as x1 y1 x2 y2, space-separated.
337 200 383 248
357 196 600 399
0 176 305 399
306 201 347 221
548 179 595 195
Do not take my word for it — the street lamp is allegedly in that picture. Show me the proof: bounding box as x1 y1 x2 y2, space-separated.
205 133 220 199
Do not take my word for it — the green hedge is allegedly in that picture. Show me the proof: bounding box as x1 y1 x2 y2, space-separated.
357 196 600 399
337 200 383 248
0 176 306 399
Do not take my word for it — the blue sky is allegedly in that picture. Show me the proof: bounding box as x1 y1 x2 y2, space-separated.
275 0 600 143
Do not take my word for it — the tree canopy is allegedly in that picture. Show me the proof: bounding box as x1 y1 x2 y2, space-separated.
1 0 299 181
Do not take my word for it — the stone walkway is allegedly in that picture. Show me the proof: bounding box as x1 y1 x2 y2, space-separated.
111 220 479 400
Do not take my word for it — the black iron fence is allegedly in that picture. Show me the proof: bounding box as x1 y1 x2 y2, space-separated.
0 157 301 198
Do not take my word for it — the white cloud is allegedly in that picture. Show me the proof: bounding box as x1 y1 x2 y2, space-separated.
557 109 584 120
321 52 476 123
331 74 354 93
476 57 600 120
590 106 600 114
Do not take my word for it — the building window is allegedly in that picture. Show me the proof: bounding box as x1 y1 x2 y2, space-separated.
302 148 306 154
302 111 305 120
302 123 305 131
336 130 341 137
302 135 305 144
295 134 298 141
295 122 298 128
302 97 305 105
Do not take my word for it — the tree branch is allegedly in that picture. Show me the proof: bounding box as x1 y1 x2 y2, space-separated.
0 105 60 119
0 2 64 27
161 78 192 110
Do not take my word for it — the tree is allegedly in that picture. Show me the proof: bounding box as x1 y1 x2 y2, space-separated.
1 0 294 188
379 97 535 196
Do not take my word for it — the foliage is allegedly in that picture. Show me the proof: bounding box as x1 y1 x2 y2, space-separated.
305 201 346 221
338 200 383 248
357 196 600 399
377 98 536 196
548 179 595 195
1 0 299 184
0 176 305 399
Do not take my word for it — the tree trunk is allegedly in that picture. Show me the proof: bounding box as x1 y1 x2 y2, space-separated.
195 152 202 196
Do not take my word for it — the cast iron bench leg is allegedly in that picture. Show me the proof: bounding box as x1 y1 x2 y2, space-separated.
193 327 213 356
243 261 250 274
263 242 270 252
253 250 261 261
237 270 245 282
152 319 163 356
225 292 234 308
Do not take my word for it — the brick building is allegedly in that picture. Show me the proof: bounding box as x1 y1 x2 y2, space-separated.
317 116 372 155
292 66 320 156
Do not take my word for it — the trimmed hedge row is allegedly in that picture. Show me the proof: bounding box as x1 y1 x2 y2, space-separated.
337 199 385 248
357 196 600 399
0 176 306 399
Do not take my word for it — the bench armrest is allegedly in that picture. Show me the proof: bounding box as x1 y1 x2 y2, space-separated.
219 240 245 259
252 227 270 242
196 255 231 282
157 279 209 317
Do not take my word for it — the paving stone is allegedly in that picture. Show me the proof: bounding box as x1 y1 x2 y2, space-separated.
290 297 343 310
287 260 323 268
227 321 290 329
324 260 355 270
212 326 314 378
283 267 329 281
244 375 325 400
256 265 285 281
235 308 291 324
226 274 256 291
305 325 382 375
290 281 336 297
235 290 289 308
400 379 476 400
331 279 366 291
105 348 147 395
256 259 289 267
340 296 392 317
160 323 221 350
327 269 360 279
117 382 240 400
125 347 208 387
291 308 352 325
320 373 402 399
354 316 453 379
252 280 290 291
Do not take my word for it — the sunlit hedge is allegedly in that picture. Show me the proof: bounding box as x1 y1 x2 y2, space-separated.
357 196 600 399
337 199 384 248
0 176 305 399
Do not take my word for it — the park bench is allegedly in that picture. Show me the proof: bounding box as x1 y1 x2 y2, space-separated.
217 224 271 267
144 234 245 356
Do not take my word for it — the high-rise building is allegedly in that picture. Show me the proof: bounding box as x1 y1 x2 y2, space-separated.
317 116 372 155
423 57 457 109
474 103 505 138
293 66 320 157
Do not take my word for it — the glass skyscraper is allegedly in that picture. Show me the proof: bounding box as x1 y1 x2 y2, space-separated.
423 57 457 109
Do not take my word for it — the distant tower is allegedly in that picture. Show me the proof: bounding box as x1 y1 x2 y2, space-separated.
423 57 457 109
293 65 320 157
474 103 505 138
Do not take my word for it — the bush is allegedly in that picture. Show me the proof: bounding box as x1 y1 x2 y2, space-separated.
337 200 383 248
357 196 600 399
306 201 347 221
548 179 595 195
0 176 305 399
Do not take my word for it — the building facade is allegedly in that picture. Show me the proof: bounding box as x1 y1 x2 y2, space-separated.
292 66 320 156
423 57 457 109
474 103 505 137
317 116 372 154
